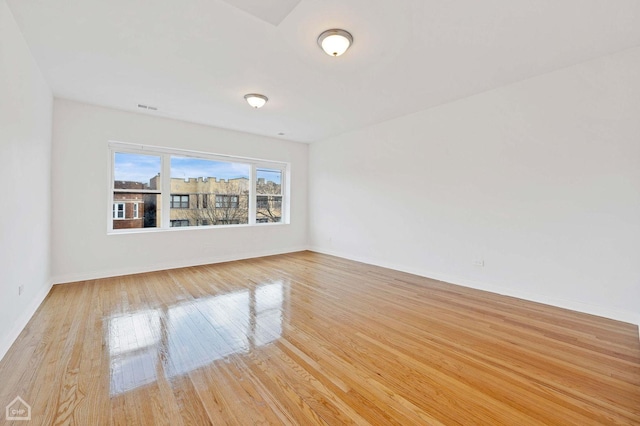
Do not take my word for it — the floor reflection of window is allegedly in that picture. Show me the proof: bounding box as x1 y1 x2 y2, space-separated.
108 282 284 396
167 290 250 377
109 310 160 355
254 283 283 346
108 310 161 395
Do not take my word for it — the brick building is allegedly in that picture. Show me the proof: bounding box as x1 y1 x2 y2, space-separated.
112 175 281 229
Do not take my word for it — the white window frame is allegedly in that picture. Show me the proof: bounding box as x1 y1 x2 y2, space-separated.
113 203 125 219
133 203 139 219
255 167 285 224
108 141 289 233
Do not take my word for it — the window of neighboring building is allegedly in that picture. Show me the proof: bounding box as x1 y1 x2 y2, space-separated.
257 196 282 209
257 196 268 209
170 220 190 227
109 142 288 233
113 203 125 219
170 195 189 209
215 195 240 209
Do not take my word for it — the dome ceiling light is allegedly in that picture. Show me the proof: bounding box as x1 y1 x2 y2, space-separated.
317 29 353 57
244 93 268 108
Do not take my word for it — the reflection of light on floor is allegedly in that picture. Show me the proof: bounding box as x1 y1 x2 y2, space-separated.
255 282 283 347
108 282 284 396
108 310 161 395
167 290 250 377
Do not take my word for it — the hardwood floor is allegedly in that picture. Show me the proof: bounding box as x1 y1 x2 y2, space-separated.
1 251 638 425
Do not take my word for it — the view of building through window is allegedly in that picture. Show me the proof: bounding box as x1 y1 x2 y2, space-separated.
113 152 161 230
111 147 285 231
256 168 283 224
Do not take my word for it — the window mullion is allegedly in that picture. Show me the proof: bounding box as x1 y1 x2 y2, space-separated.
283 166 289 224
108 148 115 232
249 165 256 225
161 154 171 229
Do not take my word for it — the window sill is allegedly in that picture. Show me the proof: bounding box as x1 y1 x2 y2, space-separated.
107 222 289 235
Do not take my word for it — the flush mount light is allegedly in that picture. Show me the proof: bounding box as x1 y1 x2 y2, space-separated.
317 29 353 57
244 93 268 108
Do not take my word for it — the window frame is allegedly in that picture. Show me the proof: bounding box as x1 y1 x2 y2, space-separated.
215 194 240 209
256 168 284 224
170 194 189 209
113 203 126 219
108 141 289 233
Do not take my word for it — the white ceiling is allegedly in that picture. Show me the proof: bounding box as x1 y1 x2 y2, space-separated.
6 0 640 143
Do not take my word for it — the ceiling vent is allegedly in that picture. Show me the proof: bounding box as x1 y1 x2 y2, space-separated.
137 104 158 111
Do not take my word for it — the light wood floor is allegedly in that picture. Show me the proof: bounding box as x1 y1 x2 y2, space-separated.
1 251 639 425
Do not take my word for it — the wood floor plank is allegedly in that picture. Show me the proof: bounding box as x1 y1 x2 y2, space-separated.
0 251 638 425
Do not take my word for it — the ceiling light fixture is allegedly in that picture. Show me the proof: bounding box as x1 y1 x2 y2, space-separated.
317 29 353 57
244 93 268 108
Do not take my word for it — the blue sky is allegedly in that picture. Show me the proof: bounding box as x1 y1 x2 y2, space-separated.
114 153 160 184
256 168 281 185
114 153 280 184
171 157 249 181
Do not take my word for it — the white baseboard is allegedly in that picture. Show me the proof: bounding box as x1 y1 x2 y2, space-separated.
35 245 640 343
51 246 309 284
0 280 53 363
309 246 640 332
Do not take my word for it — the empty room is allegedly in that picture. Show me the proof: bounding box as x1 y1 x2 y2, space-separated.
1 0 639 424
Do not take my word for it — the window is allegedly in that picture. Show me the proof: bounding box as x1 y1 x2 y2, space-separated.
256 168 283 224
171 156 249 227
215 195 239 208
257 196 268 209
257 196 282 209
113 203 125 219
109 142 288 233
112 152 161 230
170 195 189 209
170 220 190 227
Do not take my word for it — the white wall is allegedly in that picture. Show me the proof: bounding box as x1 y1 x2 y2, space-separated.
0 1 53 360
309 47 640 326
51 100 308 283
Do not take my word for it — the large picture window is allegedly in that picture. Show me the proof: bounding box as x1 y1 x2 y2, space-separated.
109 142 288 232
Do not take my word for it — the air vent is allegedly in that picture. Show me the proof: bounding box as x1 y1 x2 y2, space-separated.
137 104 158 111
